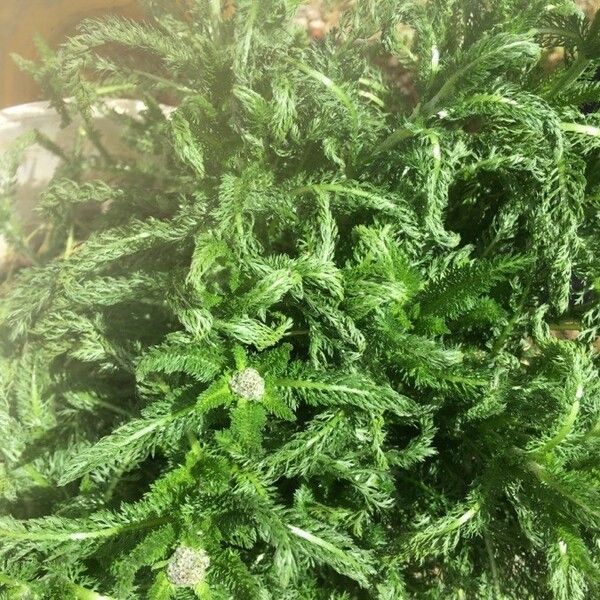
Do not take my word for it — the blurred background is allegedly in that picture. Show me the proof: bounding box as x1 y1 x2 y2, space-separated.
0 0 143 108
1 0 340 108
1 0 600 108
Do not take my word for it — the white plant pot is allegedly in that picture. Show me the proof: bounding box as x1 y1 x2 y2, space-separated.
0 99 173 269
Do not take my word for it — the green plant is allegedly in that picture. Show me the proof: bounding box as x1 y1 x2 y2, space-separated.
2 1 600 598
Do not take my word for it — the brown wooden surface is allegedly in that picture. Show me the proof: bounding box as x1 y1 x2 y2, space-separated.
0 0 144 108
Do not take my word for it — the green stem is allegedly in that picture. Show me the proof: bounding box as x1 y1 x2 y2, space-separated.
290 59 359 135
545 55 589 99
210 0 222 28
275 378 372 398
374 126 415 155
96 83 136 96
484 534 502 598
0 572 31 592
290 183 398 213
283 329 310 337
70 583 114 600
535 399 580 457
21 464 51 488
90 397 133 417
130 68 195 94
422 38 535 115
560 121 600 137
491 283 531 356
103 462 129 503
491 310 522 356
82 118 114 164
444 504 480 534
0 516 168 543
99 385 228 456
481 228 505 259
375 37 565 157
525 459 600 518
287 524 364 573
582 418 600 441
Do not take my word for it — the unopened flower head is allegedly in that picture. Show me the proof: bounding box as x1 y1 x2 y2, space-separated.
229 367 265 401
166 546 210 587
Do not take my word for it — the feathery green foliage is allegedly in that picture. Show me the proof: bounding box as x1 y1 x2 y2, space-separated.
2 0 600 598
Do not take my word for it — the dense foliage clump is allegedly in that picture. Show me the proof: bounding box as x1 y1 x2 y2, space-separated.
2 1 600 598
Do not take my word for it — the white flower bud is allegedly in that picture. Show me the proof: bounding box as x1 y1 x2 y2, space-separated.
229 368 265 401
166 546 210 587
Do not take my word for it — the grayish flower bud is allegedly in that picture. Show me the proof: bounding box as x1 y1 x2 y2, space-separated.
229 367 265 400
167 546 210 587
